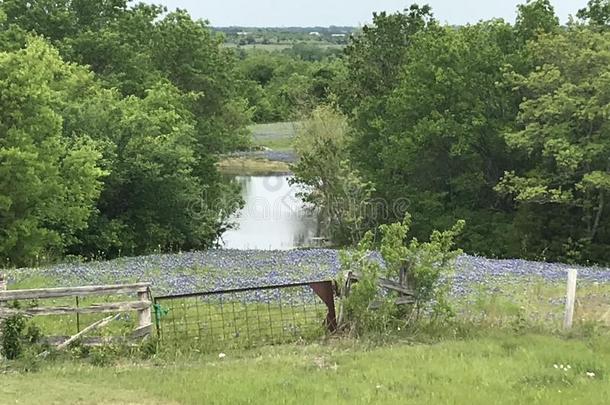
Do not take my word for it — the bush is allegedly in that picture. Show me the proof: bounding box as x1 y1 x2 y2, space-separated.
1 313 44 361
339 213 464 335
1 314 27 360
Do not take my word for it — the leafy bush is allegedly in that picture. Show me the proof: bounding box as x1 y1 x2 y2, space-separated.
1 314 27 360
339 214 464 335
0 313 44 360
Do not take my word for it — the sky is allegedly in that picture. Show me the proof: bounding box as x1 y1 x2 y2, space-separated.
148 0 590 27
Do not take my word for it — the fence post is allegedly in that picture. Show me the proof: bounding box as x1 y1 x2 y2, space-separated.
136 287 152 336
563 268 578 330
0 274 4 341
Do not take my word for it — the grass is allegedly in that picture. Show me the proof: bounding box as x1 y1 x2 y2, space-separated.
455 277 610 329
250 121 298 151
157 296 327 352
1 333 609 404
216 121 297 174
3 270 610 403
216 157 291 175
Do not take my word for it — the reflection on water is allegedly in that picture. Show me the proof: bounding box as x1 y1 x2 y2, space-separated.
221 175 319 249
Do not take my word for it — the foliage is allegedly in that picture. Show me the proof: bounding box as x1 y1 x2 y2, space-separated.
0 2 246 264
237 50 346 123
515 0 559 42
0 38 105 265
346 16 523 255
71 83 242 257
291 105 373 244
340 214 464 335
0 313 26 359
496 27 610 262
0 312 43 361
577 0 610 27
339 2 610 264
343 4 434 103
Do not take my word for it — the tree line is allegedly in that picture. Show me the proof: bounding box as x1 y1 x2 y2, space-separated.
293 0 610 265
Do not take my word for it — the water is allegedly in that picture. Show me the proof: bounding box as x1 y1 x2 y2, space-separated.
221 175 319 249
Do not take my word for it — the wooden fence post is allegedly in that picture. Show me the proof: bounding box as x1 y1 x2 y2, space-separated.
563 268 578 330
135 287 152 337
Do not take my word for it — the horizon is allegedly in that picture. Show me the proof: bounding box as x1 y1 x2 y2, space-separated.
149 0 589 27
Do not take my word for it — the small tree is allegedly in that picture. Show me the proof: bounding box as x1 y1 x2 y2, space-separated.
291 105 374 245
340 214 464 335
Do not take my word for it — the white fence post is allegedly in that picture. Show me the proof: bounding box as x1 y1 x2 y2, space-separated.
563 268 578 330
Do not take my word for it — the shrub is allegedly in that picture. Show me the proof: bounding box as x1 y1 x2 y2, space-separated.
339 213 464 335
1 314 27 360
1 312 45 361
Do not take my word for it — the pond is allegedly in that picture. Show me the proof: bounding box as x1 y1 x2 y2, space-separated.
220 175 320 249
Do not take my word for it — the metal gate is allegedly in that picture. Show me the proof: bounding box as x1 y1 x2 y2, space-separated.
154 280 336 351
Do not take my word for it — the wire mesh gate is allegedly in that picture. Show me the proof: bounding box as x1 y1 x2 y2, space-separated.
153 280 337 351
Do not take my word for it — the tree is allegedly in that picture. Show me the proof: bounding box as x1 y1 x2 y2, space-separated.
344 4 434 101
63 82 242 258
0 2 248 262
496 28 610 262
0 38 105 265
577 0 610 27
2 1 251 152
152 10 251 152
291 105 373 245
515 0 559 42
346 19 524 255
342 5 438 188
340 214 464 334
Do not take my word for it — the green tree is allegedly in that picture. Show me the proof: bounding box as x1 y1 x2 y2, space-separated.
347 19 523 255
0 38 105 265
515 0 559 42
577 0 610 27
292 106 373 244
344 4 434 101
65 82 242 258
2 1 251 152
152 10 251 152
496 28 610 261
340 214 464 334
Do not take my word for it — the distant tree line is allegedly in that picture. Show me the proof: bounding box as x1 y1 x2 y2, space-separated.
237 48 346 122
293 0 610 265
215 26 356 45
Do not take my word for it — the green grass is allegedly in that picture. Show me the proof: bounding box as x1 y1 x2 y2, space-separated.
1 334 609 404
216 157 291 175
3 273 610 403
455 278 610 329
250 121 298 151
157 296 327 352
3 275 142 338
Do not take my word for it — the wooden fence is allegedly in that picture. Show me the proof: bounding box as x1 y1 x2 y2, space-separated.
344 270 416 308
0 279 152 346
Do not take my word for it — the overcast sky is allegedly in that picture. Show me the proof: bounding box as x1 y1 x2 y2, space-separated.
148 0 589 27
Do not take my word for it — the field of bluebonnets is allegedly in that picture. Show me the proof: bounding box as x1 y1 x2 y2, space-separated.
5 249 610 327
